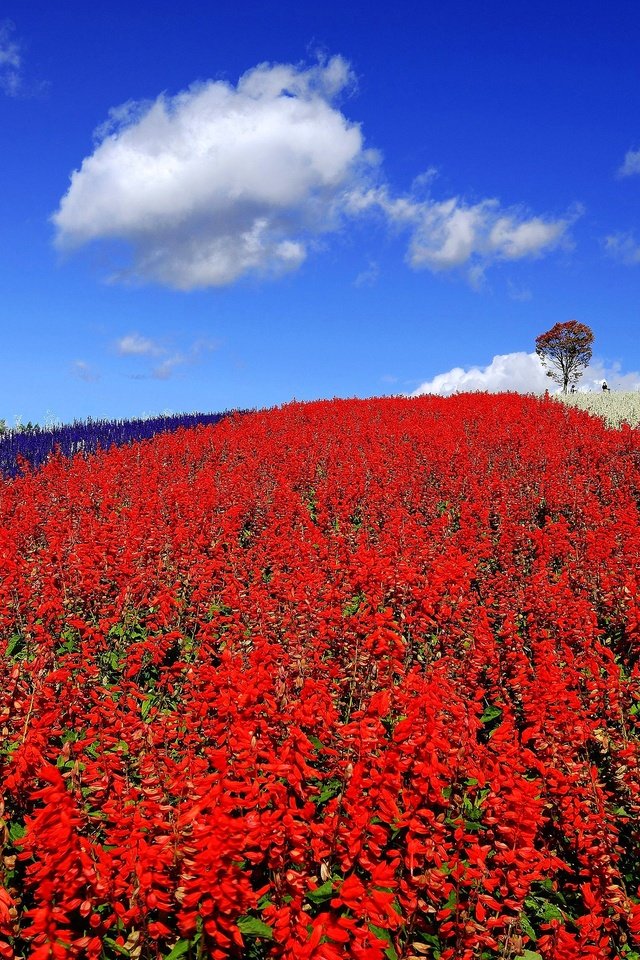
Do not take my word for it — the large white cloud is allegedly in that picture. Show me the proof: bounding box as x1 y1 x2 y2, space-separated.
411 352 640 396
53 55 576 290
53 56 368 289
411 351 549 396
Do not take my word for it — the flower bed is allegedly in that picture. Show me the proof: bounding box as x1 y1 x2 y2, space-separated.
1 394 640 959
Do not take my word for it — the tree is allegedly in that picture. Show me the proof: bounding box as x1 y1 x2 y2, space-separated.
535 320 594 394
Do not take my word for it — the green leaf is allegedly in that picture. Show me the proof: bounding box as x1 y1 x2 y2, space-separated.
102 936 131 957
540 902 563 922
237 917 274 939
6 634 25 658
343 594 363 617
317 779 342 804
306 881 334 903
518 951 543 960
163 941 191 960
480 705 502 724
141 696 154 721
520 913 537 942
369 924 391 942
419 933 442 950
8 821 26 843
443 890 458 911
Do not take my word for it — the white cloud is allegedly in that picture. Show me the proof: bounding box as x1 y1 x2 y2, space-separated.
151 354 185 380
151 338 218 378
411 352 640 396
605 149 640 262
604 231 640 265
584 359 640 392
409 201 566 270
53 56 368 289
121 336 218 380
0 20 22 96
115 333 164 356
354 259 379 287
618 148 640 178
53 54 577 290
507 279 532 301
72 360 100 382
348 187 574 282
411 351 549 396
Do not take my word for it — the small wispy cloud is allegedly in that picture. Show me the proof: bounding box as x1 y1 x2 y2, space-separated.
604 231 640 266
152 339 219 379
0 21 47 98
617 148 640 178
115 333 165 357
118 334 219 380
0 20 22 96
151 355 185 380
605 154 640 262
354 260 379 287
507 279 533 301
346 186 578 286
72 360 100 382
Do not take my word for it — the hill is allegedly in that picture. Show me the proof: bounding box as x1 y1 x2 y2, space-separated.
1 394 640 960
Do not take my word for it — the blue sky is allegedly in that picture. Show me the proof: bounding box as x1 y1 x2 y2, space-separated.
2 0 640 423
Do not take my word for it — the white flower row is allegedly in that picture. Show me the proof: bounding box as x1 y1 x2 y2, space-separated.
557 391 640 427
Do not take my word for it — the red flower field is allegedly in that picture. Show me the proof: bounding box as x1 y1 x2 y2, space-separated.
1 393 640 960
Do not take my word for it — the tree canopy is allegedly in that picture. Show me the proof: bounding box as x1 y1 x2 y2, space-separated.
535 320 594 393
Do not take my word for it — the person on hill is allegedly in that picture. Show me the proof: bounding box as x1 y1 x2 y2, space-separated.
602 380 610 392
